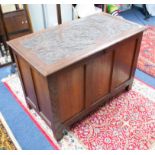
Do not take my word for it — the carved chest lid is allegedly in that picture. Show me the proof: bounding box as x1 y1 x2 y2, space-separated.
8 13 146 76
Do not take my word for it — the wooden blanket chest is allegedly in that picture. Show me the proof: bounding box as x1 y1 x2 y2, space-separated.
8 13 145 140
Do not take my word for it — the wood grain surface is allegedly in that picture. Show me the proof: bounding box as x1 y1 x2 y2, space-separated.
8 13 145 76
8 13 145 141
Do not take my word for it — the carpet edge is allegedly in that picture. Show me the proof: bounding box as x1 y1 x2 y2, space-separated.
3 81 60 150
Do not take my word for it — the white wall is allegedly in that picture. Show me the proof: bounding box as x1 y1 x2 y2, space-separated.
61 4 73 23
43 4 58 28
146 4 155 16
28 4 44 32
134 4 143 8
28 4 72 32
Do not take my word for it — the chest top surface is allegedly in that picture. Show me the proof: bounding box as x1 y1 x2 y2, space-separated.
8 13 145 76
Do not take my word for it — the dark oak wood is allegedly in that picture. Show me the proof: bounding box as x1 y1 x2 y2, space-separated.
17 56 39 110
0 4 32 66
0 5 14 65
8 31 31 40
86 51 113 107
8 13 145 141
111 37 137 89
0 4 32 40
24 5 33 33
3 9 31 39
56 4 62 25
0 5 9 39
7 13 145 76
49 66 84 123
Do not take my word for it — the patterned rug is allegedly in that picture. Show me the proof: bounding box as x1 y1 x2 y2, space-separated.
2 74 155 150
137 26 155 77
0 113 21 150
72 88 155 149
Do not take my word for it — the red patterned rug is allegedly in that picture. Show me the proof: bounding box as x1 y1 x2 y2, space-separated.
137 26 155 77
2 75 155 150
72 80 155 150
